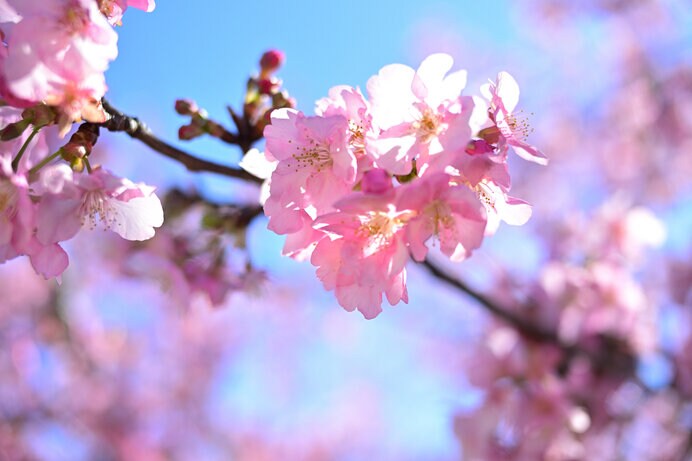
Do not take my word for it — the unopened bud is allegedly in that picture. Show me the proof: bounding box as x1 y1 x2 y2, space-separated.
257 78 278 95
22 104 57 128
178 123 205 140
175 99 199 116
0 118 30 141
259 49 285 77
70 156 85 173
465 139 494 156
478 126 501 145
61 143 88 161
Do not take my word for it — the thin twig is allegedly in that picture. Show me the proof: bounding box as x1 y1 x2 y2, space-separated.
421 258 561 344
99 100 262 184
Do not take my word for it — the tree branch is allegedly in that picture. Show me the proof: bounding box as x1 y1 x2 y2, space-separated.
421 258 561 344
99 100 263 184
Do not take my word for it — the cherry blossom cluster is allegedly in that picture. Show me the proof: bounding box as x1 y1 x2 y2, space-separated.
0 0 162 279
257 54 546 318
453 201 680 460
0 0 154 132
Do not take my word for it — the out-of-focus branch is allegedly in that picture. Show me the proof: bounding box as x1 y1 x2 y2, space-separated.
421 259 653 383
99 100 263 184
421 258 561 344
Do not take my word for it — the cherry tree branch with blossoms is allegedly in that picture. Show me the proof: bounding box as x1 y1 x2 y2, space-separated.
0 0 691 459
98 100 263 183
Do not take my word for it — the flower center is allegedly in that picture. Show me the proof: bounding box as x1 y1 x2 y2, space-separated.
60 1 91 36
475 181 497 211
412 109 443 144
291 140 333 172
348 120 366 157
424 199 454 236
358 207 412 256
502 110 533 141
81 191 116 230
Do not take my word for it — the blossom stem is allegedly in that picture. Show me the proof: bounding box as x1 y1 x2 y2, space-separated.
84 156 93 174
28 149 62 176
99 100 263 184
12 127 40 172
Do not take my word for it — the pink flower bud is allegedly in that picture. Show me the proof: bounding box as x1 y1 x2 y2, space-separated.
175 99 199 116
465 139 494 156
257 78 277 95
259 49 285 77
178 123 204 140
361 169 392 195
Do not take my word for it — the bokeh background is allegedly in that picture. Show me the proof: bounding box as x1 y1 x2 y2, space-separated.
1 0 691 459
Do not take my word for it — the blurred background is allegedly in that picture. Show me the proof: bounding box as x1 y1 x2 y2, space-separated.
1 0 691 459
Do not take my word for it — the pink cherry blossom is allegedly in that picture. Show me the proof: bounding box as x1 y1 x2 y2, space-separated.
311 190 413 318
0 156 69 278
481 71 548 165
0 156 36 258
2 0 117 120
474 179 532 236
36 166 164 244
366 53 472 175
397 173 486 262
315 85 376 175
263 108 356 233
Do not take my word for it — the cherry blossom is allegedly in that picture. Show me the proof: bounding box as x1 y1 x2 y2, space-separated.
36 166 164 244
481 71 548 165
264 108 356 233
367 53 472 175
1 0 117 125
311 189 412 319
398 173 486 262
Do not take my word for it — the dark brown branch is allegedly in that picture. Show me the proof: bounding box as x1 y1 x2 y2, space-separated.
421 258 561 344
99 100 263 184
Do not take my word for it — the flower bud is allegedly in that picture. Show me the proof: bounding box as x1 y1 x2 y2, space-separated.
60 143 88 162
465 139 494 156
22 104 57 128
257 78 278 95
478 126 501 145
0 119 30 141
175 99 199 116
259 49 285 77
178 123 205 140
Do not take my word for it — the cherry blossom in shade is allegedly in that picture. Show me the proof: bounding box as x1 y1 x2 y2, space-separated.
311 190 413 319
397 173 486 262
0 156 36 259
0 156 69 278
366 53 471 175
263 108 356 233
481 71 548 165
36 166 164 244
2 0 117 116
